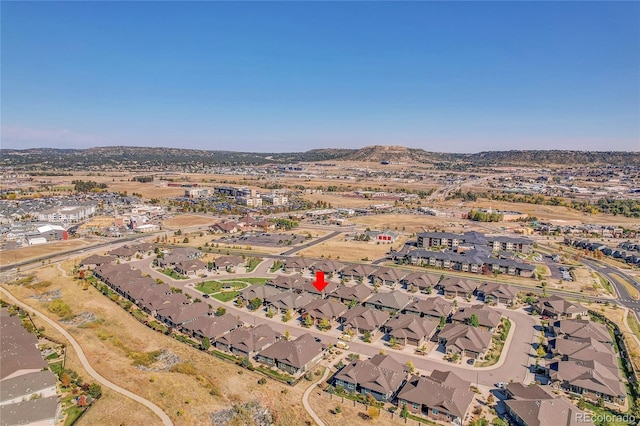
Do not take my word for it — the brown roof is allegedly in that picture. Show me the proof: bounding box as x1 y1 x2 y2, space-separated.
240 284 282 301
505 382 556 401
551 359 625 398
401 272 441 289
385 314 438 341
257 333 324 369
438 277 478 294
504 391 591 426
0 396 61 426
404 297 454 318
302 299 348 321
79 254 115 266
267 274 307 291
216 324 279 354
341 263 379 278
340 306 390 332
0 370 57 402
533 296 586 317
214 255 244 268
477 282 519 300
0 311 48 380
265 290 318 311
438 323 492 354
283 257 316 269
181 313 241 339
370 267 407 282
365 291 412 311
398 371 473 418
551 319 611 343
156 301 210 325
311 259 345 273
175 259 207 273
331 284 373 303
334 354 407 396
451 304 502 329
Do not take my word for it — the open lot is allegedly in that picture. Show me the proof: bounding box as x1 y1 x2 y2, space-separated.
162 214 217 229
0 239 94 266
298 234 409 262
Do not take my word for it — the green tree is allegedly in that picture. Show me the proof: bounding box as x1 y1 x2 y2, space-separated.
438 316 447 330
248 298 262 311
201 337 210 350
87 383 102 399
215 306 226 316
303 315 314 328
405 360 415 373
318 318 331 331
400 402 409 418
468 314 480 328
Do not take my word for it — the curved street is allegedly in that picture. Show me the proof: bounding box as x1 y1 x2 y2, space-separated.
0 285 174 426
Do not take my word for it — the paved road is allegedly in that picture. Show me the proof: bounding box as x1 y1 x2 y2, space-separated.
579 257 640 318
280 231 342 256
302 367 330 426
0 285 174 426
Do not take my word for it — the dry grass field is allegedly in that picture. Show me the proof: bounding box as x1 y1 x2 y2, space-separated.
298 235 410 262
308 391 400 426
3 261 313 426
349 213 468 234
0 239 93 266
162 214 218 229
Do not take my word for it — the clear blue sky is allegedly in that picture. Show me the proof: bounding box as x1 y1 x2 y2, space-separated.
2 1 639 152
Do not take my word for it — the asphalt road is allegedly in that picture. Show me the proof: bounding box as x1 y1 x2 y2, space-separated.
579 257 640 318
280 231 342 256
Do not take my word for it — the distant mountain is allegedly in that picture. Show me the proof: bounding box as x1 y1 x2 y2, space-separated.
1 146 638 169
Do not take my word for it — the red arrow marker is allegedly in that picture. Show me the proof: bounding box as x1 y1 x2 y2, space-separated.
312 270 328 292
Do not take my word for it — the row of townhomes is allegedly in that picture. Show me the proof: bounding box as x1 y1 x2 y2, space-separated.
563 237 640 266
0 309 62 425
89 260 327 378
240 270 516 360
392 231 536 277
529 296 627 407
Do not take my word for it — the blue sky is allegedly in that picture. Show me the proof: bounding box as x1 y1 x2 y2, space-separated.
2 2 639 152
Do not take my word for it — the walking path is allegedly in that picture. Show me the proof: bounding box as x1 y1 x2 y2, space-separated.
0 285 174 426
302 367 330 426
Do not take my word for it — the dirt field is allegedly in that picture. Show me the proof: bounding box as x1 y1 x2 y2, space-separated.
0 239 93 266
162 214 219 229
308 390 400 426
349 213 469 234
2 261 313 426
298 235 410 262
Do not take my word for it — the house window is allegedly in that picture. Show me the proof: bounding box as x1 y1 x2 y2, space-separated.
412 403 419 410
347 383 355 389
432 409 439 415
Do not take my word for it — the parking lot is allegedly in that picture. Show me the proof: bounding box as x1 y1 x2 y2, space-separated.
213 232 309 248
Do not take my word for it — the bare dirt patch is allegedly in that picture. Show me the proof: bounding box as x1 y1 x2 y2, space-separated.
0 239 92 266
298 235 408 262
162 214 218 229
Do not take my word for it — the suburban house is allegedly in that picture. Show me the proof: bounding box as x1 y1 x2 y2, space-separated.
548 359 626 405
364 229 400 243
383 314 438 347
0 370 58 405
0 397 62 426
438 277 478 299
504 383 590 426
299 279 339 298
364 291 413 314
266 274 307 292
438 323 493 359
401 271 441 293
300 299 348 326
211 255 245 272
283 257 316 274
265 290 317 313
369 267 407 287
238 284 282 304
397 370 473 424
333 354 408 401
476 282 519 305
339 306 390 338
256 333 325 376
532 296 588 319
155 301 210 330
108 245 138 260
451 305 503 332
311 259 345 275
329 284 373 305
181 313 242 342
209 220 239 234
215 324 279 358
404 297 454 320
548 319 611 343
340 264 379 282
79 254 115 270
174 259 208 277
